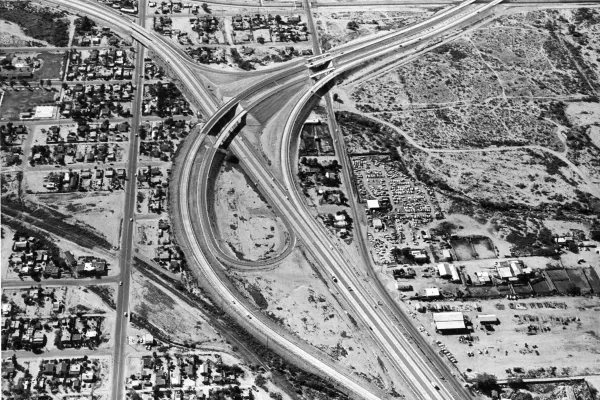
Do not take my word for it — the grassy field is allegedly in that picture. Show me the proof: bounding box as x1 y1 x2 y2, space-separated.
0 89 56 120
34 52 66 80
0 2 70 47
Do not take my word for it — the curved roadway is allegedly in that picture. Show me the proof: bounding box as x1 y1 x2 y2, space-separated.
45 0 502 398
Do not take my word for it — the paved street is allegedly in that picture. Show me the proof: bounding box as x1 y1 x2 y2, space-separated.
1 0 515 398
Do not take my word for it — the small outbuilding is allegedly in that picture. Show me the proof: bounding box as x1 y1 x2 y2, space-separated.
477 314 498 324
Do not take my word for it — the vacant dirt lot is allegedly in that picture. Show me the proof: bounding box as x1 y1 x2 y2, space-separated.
227 247 403 392
403 295 600 379
314 7 438 50
34 191 125 247
130 269 223 346
213 163 290 262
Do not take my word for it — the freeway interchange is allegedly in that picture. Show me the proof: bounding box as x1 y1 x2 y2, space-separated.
44 0 510 398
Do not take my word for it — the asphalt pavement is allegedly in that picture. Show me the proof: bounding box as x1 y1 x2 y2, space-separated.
110 1 148 398
29 0 502 398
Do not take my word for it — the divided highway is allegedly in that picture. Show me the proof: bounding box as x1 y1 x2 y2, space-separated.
40 0 503 398
188 1 504 399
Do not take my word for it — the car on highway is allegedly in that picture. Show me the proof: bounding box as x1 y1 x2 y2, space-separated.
119 281 123 286
332 276 338 283
129 218 133 222
124 312 128 317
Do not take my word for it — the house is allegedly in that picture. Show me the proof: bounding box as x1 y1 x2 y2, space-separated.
57 361 69 377
13 241 28 251
2 361 16 377
82 372 95 382
62 331 72 348
32 330 45 345
69 363 81 376
143 333 154 345
93 260 106 274
184 364 195 377
65 251 76 267
72 333 82 346
142 356 153 369
155 375 167 388
43 363 55 375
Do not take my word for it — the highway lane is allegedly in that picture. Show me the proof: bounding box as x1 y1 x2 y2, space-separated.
173 115 386 400
268 4 506 398
305 0 473 394
46 0 498 398
175 2 503 398
300 5 452 395
326 79 471 400
231 135 448 400
110 1 149 398
307 0 477 68
192 77 312 269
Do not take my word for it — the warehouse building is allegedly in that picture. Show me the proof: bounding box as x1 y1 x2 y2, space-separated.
433 312 466 332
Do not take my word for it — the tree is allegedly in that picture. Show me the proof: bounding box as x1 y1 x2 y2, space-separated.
257 37 265 44
46 79 52 87
347 21 360 31
254 374 267 389
473 373 497 393
567 241 579 253
201 2 211 13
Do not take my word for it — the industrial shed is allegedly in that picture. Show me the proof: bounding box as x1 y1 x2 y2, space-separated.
477 314 498 324
433 312 465 331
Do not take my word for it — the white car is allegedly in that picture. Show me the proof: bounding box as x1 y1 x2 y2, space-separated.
119 281 123 286
124 312 128 317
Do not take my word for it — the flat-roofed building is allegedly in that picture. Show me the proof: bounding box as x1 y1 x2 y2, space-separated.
433 312 466 331
477 314 498 324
